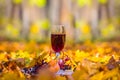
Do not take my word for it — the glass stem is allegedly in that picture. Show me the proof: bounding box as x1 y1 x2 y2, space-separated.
55 52 60 59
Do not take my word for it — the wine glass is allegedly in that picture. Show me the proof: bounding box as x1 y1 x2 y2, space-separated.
51 25 73 75
51 25 65 58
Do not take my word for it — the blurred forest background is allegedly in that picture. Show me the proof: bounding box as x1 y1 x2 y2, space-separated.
0 0 120 43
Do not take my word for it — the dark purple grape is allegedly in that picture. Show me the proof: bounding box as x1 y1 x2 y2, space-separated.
65 57 70 61
22 68 28 72
58 58 72 70
29 67 37 75
21 60 48 76
63 65 71 70
21 68 31 75
58 59 65 69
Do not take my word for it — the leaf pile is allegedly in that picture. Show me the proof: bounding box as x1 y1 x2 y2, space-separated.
0 41 119 80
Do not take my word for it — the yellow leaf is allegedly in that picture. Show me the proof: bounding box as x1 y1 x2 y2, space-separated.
30 23 39 34
1 71 25 80
41 19 50 30
73 70 88 80
99 0 107 4
103 68 119 79
77 0 85 7
101 23 115 37
29 0 36 6
6 24 19 37
0 53 8 62
56 75 66 80
13 0 22 4
77 0 92 7
81 24 91 34
90 71 103 80
36 0 46 7
75 50 89 62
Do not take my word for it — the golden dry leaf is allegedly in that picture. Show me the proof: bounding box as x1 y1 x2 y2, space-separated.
90 71 103 80
0 71 25 80
103 68 119 79
55 76 66 80
75 50 89 62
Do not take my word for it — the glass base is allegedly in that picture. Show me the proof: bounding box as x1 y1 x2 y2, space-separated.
56 70 73 75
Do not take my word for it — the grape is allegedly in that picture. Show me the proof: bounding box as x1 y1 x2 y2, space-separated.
42 60 47 64
21 60 48 76
30 68 36 74
58 59 72 70
22 68 29 73
65 57 70 61
63 65 71 70
58 59 65 69
22 68 28 73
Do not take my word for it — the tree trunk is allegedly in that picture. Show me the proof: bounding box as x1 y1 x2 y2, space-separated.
60 0 74 43
49 0 61 25
91 0 99 38
21 1 30 38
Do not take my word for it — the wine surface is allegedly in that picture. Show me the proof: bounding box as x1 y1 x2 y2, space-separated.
51 33 66 52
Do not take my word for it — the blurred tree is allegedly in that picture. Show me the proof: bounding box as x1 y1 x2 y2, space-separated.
21 0 30 38
11 0 22 20
60 0 75 44
0 0 119 41
23 0 49 41
90 0 99 38
73 0 92 42
114 0 120 32
0 0 6 28
98 0 109 21
49 0 61 25
98 0 116 38
2 0 22 39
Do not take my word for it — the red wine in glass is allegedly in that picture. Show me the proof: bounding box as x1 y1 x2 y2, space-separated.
51 33 66 53
51 25 73 76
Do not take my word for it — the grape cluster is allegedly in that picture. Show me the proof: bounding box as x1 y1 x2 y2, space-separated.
21 60 47 75
58 57 71 70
